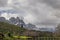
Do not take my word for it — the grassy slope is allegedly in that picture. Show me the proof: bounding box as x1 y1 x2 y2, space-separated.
0 22 53 36
0 22 25 35
0 22 54 40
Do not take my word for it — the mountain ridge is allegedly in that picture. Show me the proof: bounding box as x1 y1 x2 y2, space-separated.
0 16 54 32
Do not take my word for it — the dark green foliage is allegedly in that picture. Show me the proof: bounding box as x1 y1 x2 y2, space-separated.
0 21 26 35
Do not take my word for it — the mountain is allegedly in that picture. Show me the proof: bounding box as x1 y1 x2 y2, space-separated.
39 28 54 32
0 17 6 22
0 17 54 32
25 23 37 30
9 17 37 30
9 17 26 28
9 17 17 24
0 17 36 30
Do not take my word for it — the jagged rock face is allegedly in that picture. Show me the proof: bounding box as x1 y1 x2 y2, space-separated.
26 23 36 30
9 17 17 24
27 23 36 28
9 17 26 27
16 17 26 27
0 17 6 22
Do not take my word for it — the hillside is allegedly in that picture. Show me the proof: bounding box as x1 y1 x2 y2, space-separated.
0 22 53 35
0 21 26 35
0 22 54 40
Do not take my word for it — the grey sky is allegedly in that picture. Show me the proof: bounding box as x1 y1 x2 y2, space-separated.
0 0 60 28
0 0 8 7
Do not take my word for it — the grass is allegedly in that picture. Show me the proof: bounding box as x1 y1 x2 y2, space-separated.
3 35 32 40
4 36 60 40
14 36 32 38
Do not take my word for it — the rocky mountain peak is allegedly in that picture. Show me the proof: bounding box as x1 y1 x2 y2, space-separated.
0 17 6 22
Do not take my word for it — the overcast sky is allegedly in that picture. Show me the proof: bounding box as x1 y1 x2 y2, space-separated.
0 0 60 28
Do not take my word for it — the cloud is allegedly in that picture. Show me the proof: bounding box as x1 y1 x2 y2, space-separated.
42 0 60 9
0 0 8 7
0 13 19 20
31 0 60 9
0 0 60 28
